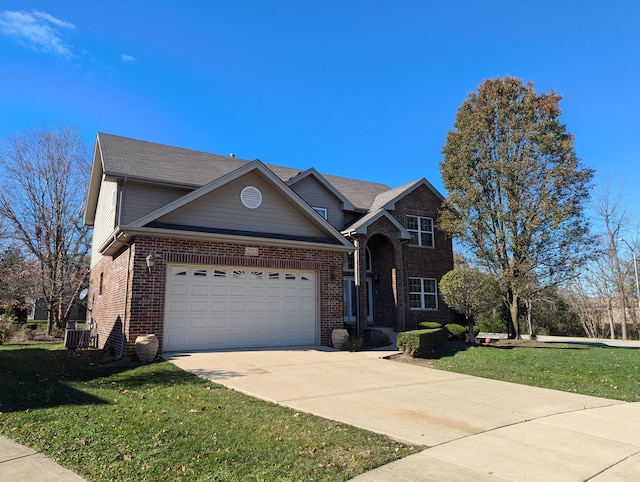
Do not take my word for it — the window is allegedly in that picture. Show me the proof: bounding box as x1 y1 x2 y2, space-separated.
343 248 372 271
409 277 438 310
313 207 328 219
99 273 104 296
407 215 434 247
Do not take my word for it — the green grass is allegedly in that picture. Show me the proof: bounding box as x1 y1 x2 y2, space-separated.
431 342 640 401
0 343 416 481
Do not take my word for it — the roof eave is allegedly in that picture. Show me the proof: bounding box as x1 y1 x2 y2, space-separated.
99 226 354 256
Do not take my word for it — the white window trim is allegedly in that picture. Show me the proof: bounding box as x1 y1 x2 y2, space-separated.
409 277 438 310
313 207 328 219
407 215 434 248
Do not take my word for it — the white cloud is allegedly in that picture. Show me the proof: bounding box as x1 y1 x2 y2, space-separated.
121 53 137 64
0 9 75 58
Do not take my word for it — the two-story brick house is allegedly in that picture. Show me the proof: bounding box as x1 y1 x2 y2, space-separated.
84 133 454 356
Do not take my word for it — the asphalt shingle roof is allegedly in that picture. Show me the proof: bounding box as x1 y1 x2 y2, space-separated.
97 133 393 210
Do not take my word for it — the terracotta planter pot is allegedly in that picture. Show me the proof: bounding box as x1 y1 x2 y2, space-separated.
135 334 158 363
331 328 349 349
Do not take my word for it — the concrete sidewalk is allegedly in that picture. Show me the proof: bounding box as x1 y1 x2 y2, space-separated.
166 347 640 481
0 435 86 482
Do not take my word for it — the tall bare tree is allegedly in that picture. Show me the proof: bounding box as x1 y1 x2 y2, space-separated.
440 77 594 338
587 185 639 339
0 125 91 333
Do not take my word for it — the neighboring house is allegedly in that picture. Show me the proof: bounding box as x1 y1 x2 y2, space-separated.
84 133 454 356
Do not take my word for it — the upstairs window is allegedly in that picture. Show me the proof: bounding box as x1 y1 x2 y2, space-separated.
407 215 434 247
313 207 328 219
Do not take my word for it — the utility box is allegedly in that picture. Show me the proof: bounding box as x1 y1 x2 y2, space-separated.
64 329 89 349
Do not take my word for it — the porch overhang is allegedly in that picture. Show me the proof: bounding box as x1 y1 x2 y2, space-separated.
341 209 411 240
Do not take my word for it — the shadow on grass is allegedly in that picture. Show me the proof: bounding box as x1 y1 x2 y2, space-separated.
416 340 472 360
0 343 210 413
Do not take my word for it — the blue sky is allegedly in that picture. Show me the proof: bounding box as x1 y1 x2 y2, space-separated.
1 1 638 238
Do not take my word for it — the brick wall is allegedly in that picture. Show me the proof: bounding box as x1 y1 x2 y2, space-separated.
346 184 455 332
392 184 455 328
88 236 344 355
87 244 134 358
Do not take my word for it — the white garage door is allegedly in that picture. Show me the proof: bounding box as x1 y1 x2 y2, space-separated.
163 264 318 351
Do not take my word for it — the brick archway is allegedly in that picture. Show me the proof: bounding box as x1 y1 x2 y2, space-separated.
367 234 396 328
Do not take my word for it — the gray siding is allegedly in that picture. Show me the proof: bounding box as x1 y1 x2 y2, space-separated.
343 211 361 228
121 182 190 225
290 176 343 229
157 172 326 239
90 178 118 268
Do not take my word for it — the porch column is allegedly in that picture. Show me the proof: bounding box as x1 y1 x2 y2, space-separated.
354 236 368 336
393 239 406 332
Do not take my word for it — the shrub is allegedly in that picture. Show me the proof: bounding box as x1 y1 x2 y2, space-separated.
341 335 363 352
445 323 467 340
23 323 38 340
5 301 29 324
396 328 447 357
50 326 64 339
418 321 442 330
0 315 16 344
362 329 391 349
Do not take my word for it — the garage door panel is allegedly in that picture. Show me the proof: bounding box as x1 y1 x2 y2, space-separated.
298 287 313 297
168 300 187 312
230 286 246 296
166 315 187 329
170 284 188 295
266 287 281 296
209 301 228 312
191 284 208 296
164 265 317 351
190 300 208 312
282 287 297 297
229 301 246 312
212 286 228 296
264 301 281 313
248 286 263 297
190 316 207 329
246 303 265 314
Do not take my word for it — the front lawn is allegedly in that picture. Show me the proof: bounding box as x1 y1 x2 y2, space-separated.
429 341 640 401
0 343 416 481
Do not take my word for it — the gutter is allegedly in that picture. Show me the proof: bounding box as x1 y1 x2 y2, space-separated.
99 225 354 256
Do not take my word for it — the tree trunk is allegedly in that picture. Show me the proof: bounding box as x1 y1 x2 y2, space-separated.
509 292 521 339
606 297 616 339
467 316 476 344
525 298 533 336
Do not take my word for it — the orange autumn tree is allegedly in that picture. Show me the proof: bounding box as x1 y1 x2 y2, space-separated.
439 77 594 338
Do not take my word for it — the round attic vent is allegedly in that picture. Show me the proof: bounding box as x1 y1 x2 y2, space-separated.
240 186 262 209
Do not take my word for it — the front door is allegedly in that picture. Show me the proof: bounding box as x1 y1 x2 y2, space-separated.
343 277 373 324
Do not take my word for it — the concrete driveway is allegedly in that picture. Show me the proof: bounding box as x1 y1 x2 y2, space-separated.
165 347 640 481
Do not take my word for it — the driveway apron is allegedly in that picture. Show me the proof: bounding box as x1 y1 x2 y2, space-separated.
165 347 640 481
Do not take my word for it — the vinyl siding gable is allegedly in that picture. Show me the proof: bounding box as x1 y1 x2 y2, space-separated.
121 182 190 225
153 172 329 240
90 178 118 268
289 176 343 229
